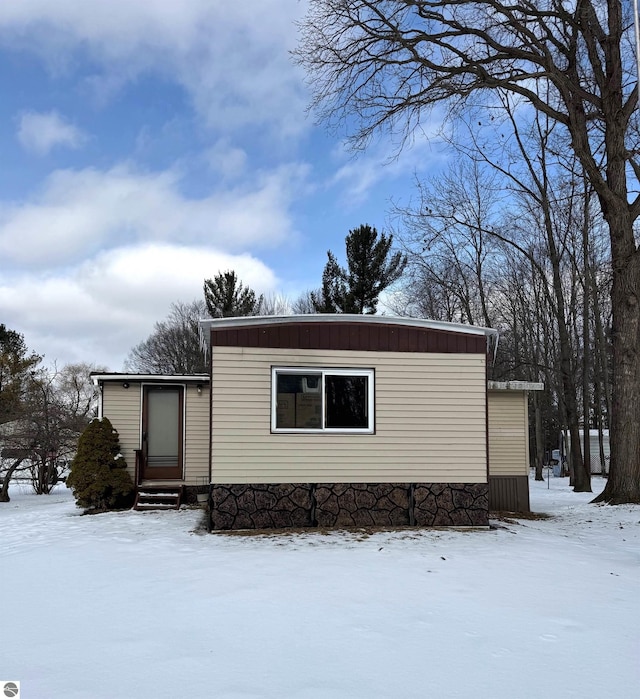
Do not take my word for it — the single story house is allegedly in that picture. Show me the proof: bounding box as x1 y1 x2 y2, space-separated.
93 315 541 528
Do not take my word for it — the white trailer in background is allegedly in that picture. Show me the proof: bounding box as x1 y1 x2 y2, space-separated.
561 429 610 475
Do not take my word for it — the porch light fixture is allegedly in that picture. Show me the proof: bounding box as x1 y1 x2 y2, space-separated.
196 384 203 394
122 382 130 389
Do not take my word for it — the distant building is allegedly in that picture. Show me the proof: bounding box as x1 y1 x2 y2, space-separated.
561 429 610 475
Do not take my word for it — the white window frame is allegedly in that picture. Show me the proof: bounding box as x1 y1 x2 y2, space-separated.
271 367 375 434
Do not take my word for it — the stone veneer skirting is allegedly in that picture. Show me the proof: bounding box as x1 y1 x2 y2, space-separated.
209 483 488 530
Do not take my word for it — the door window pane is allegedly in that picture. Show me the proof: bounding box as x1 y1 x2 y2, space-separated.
147 390 179 466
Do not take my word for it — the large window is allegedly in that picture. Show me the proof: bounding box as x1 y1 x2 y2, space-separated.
272 367 374 433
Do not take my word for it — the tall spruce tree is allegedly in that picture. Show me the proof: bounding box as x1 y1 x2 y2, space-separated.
312 225 407 314
203 271 263 318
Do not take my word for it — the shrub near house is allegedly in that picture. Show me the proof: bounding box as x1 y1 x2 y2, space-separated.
66 418 134 512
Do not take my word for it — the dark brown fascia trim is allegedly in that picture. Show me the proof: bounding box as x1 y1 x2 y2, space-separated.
208 321 488 354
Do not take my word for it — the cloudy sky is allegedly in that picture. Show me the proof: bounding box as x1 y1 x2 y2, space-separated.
0 1 444 370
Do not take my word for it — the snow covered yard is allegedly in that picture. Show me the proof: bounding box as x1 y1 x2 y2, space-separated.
1 477 637 699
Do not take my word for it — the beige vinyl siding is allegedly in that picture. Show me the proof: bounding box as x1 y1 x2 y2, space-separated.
211 346 487 483
101 382 210 484
488 390 529 477
102 382 141 481
183 383 210 485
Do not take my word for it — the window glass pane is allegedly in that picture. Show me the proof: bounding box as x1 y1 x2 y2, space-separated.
275 388 296 429
325 375 368 429
276 372 322 429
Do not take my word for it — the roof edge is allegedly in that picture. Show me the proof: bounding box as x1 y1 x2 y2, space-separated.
488 380 544 391
91 373 209 385
199 314 498 345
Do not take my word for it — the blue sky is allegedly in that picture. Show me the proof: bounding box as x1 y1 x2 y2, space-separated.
0 1 445 370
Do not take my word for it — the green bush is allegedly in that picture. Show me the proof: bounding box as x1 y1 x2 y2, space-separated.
66 417 134 512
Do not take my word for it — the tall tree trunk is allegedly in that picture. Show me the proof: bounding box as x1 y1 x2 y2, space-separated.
597 418 608 478
0 458 25 502
593 365 608 477
533 391 545 481
580 209 592 491
549 237 586 490
557 388 568 478
590 260 612 425
588 1 640 503
594 210 640 503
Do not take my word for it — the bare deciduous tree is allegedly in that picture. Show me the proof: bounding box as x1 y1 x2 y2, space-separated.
259 293 293 316
27 363 103 495
295 0 640 504
126 300 208 375
1 362 102 500
291 290 320 314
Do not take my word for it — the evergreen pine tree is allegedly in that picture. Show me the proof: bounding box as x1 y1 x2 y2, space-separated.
203 271 263 318
66 417 134 512
310 253 344 313
0 324 41 426
312 225 407 313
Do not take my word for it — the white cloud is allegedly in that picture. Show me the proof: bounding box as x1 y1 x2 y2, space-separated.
0 243 278 370
0 162 308 268
328 118 448 206
331 155 387 206
16 110 86 155
205 141 249 180
0 1 309 138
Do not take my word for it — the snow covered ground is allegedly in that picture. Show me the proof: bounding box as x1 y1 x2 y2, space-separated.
1 475 638 699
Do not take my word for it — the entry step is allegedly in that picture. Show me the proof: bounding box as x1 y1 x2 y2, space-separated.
134 486 182 511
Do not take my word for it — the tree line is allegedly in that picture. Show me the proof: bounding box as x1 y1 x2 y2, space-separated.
393 153 611 495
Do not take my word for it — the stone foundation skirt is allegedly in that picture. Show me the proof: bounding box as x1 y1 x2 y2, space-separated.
209 482 488 530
